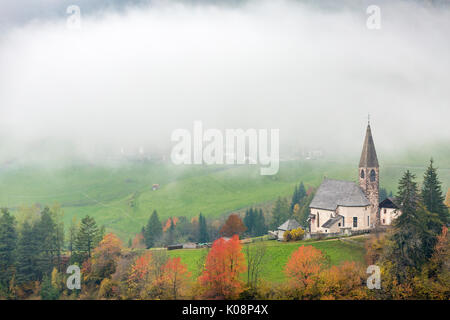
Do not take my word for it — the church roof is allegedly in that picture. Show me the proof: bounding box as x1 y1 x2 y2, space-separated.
309 179 370 211
359 124 379 168
321 215 344 228
278 219 301 231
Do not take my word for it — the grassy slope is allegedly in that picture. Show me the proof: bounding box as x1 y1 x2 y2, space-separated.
168 239 366 283
1 150 449 240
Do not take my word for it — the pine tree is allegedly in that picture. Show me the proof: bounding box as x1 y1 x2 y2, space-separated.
0 208 17 288
16 221 39 284
68 217 78 258
244 208 256 236
198 213 209 243
387 170 442 281
73 215 100 263
421 159 449 224
298 183 307 203
144 210 162 248
254 209 267 236
271 197 290 229
35 207 57 279
396 170 419 219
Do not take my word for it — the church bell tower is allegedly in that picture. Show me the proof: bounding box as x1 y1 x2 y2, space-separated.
359 120 379 227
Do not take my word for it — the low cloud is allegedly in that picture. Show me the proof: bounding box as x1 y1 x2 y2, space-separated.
0 0 449 163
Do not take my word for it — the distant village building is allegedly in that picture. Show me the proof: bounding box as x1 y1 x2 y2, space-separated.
308 122 401 234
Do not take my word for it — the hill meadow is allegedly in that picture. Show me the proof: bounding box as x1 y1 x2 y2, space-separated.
1 145 449 241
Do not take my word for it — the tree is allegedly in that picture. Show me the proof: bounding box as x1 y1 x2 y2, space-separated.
220 214 247 237
144 210 162 249
243 208 256 236
73 215 100 264
84 233 123 284
245 242 267 290
198 213 209 243
422 159 449 224
199 235 246 299
414 226 450 299
290 183 306 212
161 257 190 299
35 207 57 278
271 197 290 229
0 208 17 289
67 217 78 258
318 261 368 299
285 245 328 298
16 222 39 285
254 209 267 236
385 171 442 282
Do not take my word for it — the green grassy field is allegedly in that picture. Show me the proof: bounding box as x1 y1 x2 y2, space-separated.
1 148 449 240
168 238 366 283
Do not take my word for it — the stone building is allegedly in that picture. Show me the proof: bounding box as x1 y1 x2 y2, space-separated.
308 122 384 234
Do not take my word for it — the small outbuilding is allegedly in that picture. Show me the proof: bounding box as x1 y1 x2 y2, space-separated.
275 219 301 241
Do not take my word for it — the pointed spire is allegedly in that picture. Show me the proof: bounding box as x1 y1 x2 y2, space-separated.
359 123 379 168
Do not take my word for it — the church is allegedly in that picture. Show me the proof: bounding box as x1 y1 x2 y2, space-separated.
308 122 398 234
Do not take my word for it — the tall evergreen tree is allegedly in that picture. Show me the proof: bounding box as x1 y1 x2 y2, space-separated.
144 210 162 248
0 208 17 288
386 170 442 281
16 221 39 284
73 215 100 263
35 207 57 279
244 208 257 236
421 159 449 224
254 209 267 236
198 213 209 243
298 183 307 203
271 197 290 229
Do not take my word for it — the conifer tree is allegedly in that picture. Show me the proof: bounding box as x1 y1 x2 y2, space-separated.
73 215 100 263
16 221 39 284
271 197 290 229
421 159 449 224
387 170 442 281
35 207 57 278
198 213 209 243
0 208 17 288
144 210 162 248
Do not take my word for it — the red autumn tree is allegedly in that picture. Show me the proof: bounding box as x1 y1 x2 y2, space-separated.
198 234 246 299
285 245 327 298
220 214 247 237
160 257 191 299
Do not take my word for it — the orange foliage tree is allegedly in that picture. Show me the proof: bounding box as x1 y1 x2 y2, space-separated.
127 251 153 297
83 233 123 284
284 245 328 298
220 214 247 237
160 257 191 299
198 234 246 299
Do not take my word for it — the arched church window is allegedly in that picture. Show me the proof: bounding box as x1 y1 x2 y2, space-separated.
360 170 365 179
370 169 376 182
